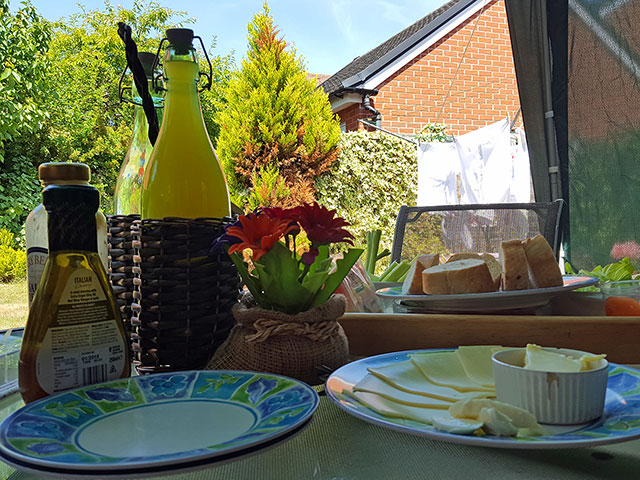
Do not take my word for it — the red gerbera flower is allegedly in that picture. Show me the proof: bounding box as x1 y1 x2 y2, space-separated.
292 203 354 247
227 212 298 261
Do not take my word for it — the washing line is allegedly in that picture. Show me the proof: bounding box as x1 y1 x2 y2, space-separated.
434 0 488 124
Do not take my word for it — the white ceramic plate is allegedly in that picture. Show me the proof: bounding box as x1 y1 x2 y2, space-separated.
376 275 599 312
0 371 318 476
326 349 640 449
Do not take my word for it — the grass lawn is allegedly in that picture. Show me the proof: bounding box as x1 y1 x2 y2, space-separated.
0 280 27 330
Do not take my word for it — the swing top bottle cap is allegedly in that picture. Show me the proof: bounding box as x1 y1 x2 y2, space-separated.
138 51 157 77
166 28 194 46
38 162 90 184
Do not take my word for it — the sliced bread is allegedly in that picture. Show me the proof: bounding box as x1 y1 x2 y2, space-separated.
480 253 502 290
402 253 440 294
422 258 497 295
446 252 482 263
500 239 531 291
523 234 563 288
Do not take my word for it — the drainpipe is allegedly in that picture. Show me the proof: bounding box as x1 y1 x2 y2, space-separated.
363 94 381 129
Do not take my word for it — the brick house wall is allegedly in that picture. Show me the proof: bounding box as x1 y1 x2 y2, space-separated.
336 0 521 137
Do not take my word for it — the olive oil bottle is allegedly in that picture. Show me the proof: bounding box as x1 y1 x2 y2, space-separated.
19 184 131 404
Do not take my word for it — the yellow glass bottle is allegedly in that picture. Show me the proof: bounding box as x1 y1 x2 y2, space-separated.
19 184 131 404
141 28 230 219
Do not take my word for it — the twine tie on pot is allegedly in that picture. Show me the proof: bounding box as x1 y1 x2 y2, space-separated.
245 318 340 343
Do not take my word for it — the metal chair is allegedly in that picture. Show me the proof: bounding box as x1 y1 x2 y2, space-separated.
390 200 564 263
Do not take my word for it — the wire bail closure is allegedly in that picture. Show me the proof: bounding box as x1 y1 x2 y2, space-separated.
151 35 213 93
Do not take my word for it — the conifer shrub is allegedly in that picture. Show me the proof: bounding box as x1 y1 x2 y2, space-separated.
216 2 341 210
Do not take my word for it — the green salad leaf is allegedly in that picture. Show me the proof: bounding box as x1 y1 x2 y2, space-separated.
565 257 635 292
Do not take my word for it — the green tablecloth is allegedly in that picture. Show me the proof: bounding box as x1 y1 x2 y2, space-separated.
1 391 640 480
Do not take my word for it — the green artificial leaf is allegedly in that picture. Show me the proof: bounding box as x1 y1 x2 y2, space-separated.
228 251 266 306
253 242 314 313
312 248 364 307
307 245 331 276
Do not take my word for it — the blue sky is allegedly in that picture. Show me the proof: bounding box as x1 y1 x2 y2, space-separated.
24 0 448 75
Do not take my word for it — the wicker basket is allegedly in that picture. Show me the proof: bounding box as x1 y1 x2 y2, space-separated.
107 214 139 353
107 215 240 374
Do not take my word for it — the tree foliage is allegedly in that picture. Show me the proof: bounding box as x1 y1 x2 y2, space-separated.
0 0 51 238
216 2 340 210
0 0 234 243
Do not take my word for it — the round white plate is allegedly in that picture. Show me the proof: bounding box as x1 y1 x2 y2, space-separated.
376 275 599 312
0 371 318 475
326 349 640 449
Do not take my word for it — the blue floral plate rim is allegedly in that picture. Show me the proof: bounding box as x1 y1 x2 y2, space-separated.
326 349 640 449
0 370 318 472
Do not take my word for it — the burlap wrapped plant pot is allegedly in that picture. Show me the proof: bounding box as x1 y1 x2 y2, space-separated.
206 293 349 385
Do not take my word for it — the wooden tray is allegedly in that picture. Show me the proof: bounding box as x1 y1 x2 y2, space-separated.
339 313 640 364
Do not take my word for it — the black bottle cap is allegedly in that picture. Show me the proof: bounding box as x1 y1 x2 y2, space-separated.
43 185 99 253
166 28 194 47
43 184 99 213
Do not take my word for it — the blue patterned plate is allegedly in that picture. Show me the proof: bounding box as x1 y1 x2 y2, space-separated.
326 350 640 449
0 371 318 473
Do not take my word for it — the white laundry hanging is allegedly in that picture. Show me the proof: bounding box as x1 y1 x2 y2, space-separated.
416 141 461 206
415 118 532 207
454 117 513 204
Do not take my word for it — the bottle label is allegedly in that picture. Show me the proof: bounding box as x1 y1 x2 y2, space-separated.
27 247 49 305
35 269 127 394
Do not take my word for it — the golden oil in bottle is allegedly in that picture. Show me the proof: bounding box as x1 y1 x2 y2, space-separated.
19 184 130 404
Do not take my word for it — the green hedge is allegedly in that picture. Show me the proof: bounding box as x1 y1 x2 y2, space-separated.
316 131 417 256
0 229 26 283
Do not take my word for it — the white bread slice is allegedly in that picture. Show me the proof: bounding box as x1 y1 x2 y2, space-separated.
523 234 563 288
402 254 440 294
500 240 531 291
480 253 502 291
422 259 497 295
446 252 481 263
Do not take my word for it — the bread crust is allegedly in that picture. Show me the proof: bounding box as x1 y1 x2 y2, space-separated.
480 253 502 290
403 253 440 294
500 239 531 291
523 234 563 288
446 252 481 263
422 259 496 294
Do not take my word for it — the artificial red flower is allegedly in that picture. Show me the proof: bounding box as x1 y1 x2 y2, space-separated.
291 203 354 247
261 206 300 235
226 212 298 261
261 207 294 219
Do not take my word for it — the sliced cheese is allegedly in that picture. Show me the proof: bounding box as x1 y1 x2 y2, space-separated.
410 352 495 393
354 373 455 408
345 390 451 425
449 399 546 436
432 416 483 435
524 344 581 372
477 407 518 437
455 345 506 388
579 354 607 371
367 361 494 402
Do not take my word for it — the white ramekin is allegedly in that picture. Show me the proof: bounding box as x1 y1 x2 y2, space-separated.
492 347 609 425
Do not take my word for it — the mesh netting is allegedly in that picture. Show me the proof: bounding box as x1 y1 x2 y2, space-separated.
566 1 640 269
392 203 561 262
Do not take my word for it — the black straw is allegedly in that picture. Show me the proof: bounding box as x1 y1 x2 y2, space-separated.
117 22 159 145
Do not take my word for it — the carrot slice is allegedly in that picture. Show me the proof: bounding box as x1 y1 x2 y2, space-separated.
605 296 640 316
